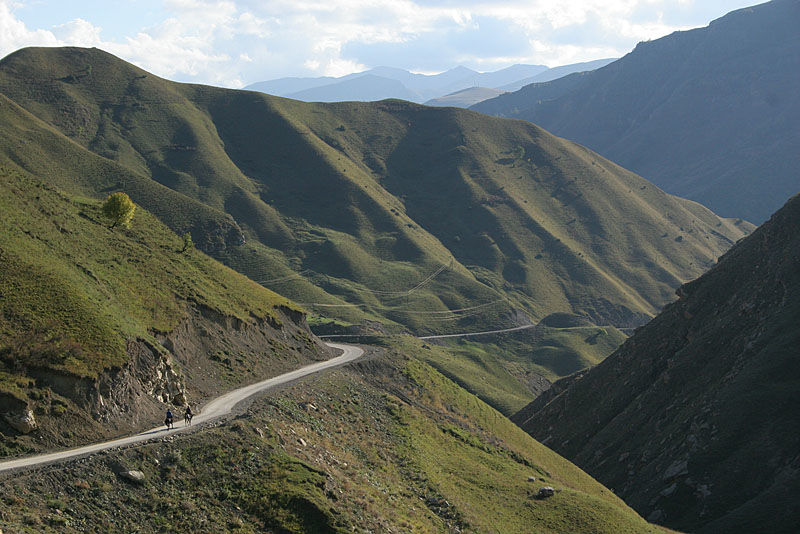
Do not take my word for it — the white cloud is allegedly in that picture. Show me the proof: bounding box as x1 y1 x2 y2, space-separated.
1 0 756 87
322 57 367 77
51 18 102 45
0 1 58 52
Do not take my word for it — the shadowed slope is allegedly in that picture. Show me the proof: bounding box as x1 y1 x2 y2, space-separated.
513 193 800 532
474 0 800 223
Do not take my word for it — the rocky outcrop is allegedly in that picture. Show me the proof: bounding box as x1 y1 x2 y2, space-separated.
89 303 328 427
156 303 330 399
0 392 37 434
118 470 146 484
88 340 188 424
2 303 329 443
5 337 188 433
3 408 37 434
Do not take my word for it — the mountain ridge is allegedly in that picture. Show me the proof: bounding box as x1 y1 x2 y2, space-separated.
246 60 615 104
472 0 800 223
0 46 752 395
498 58 616 92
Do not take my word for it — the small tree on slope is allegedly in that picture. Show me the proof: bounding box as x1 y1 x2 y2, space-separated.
181 232 194 253
102 192 136 229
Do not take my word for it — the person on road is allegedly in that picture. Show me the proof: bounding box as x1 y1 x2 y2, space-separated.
184 405 193 426
165 408 174 429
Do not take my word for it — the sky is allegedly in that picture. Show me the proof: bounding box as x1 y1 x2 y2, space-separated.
0 0 760 88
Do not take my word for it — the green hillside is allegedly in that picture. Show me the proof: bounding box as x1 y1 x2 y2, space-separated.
513 193 800 532
0 168 290 374
0 346 673 533
0 161 667 533
376 322 628 416
0 47 751 342
0 167 327 456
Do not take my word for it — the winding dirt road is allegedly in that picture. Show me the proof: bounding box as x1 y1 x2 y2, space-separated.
318 323 537 341
0 343 363 474
417 324 536 340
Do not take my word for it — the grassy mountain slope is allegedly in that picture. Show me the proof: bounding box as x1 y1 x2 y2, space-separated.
0 159 664 533
512 193 800 532
0 90 243 253
377 322 627 416
0 46 753 414
0 47 751 342
473 0 800 223
0 167 329 457
0 346 672 533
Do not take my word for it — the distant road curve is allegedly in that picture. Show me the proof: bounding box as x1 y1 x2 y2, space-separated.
318 323 537 341
0 343 363 474
417 324 536 340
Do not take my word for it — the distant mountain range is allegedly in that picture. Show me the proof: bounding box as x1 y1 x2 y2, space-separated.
244 60 616 106
496 59 616 92
287 74 420 103
512 192 800 533
424 87 508 108
473 0 800 223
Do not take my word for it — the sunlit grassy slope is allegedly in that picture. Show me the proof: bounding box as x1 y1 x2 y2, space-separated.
380 323 627 415
0 47 752 342
0 167 291 379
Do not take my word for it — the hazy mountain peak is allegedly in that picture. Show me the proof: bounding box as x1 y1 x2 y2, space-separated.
444 65 477 74
245 60 610 103
424 86 507 108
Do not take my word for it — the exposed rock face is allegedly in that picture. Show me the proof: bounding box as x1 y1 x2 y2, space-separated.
0 393 32 434
513 194 800 533
91 303 327 428
2 303 330 445
3 409 37 434
119 470 146 484
88 340 188 425
156 303 330 400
